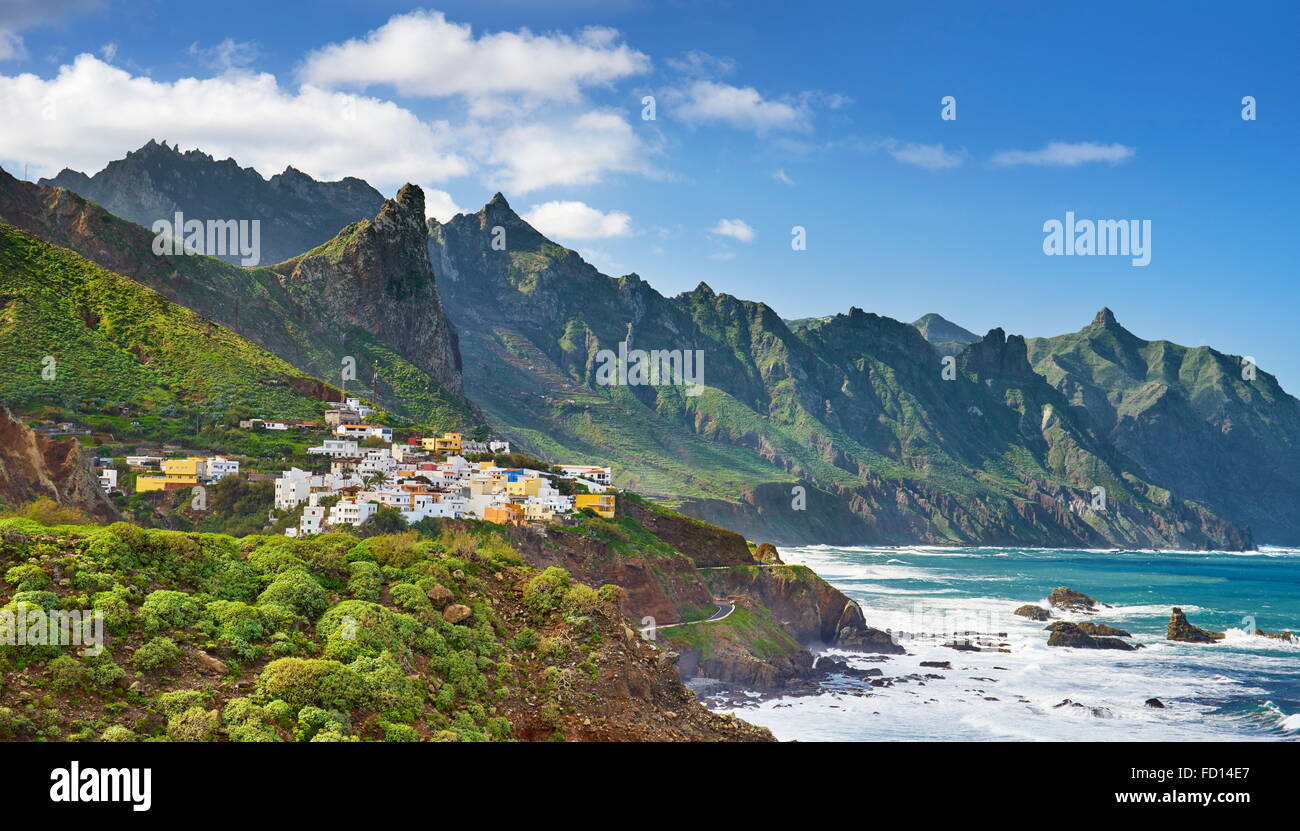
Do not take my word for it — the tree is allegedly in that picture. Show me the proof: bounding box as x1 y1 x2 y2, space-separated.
359 505 408 537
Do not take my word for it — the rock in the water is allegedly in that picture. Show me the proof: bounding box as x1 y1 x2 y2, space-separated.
1046 621 1131 638
442 603 472 624
1166 607 1223 643
1014 604 1052 621
920 661 951 669
1145 698 1165 708
1254 628 1295 641
1046 622 1135 650
752 542 784 565
1047 586 1098 612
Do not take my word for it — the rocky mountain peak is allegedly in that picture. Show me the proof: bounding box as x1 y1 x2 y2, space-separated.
959 327 1035 380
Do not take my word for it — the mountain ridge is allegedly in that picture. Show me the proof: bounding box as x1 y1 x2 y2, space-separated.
6 145 1295 547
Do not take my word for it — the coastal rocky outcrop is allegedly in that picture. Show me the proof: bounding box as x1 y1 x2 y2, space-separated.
0 407 116 521
1046 621 1131 638
1015 604 1052 621
1166 607 1225 643
1048 586 1101 613
1046 622 1135 650
1253 628 1295 641
752 543 784 564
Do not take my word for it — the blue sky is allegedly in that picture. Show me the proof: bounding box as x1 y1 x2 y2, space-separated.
2 1 1297 390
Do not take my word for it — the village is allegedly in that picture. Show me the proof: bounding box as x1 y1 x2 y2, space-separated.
86 397 616 537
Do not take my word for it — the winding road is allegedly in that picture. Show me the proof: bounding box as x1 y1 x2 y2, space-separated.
644 600 735 632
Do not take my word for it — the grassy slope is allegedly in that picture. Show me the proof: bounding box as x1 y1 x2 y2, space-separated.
0 225 330 420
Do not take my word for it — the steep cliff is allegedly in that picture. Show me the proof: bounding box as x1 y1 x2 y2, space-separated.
0 407 115 521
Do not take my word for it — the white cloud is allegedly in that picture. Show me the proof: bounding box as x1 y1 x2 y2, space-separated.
424 188 464 222
0 31 25 62
0 54 468 188
298 10 649 104
97 42 116 62
991 141 1135 167
483 110 657 193
772 168 794 185
188 38 259 73
673 80 810 133
666 50 736 78
710 218 755 242
523 200 631 239
887 141 964 170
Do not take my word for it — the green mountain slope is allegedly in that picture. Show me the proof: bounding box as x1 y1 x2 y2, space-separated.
0 168 478 432
0 223 338 421
1027 309 1300 543
429 196 1251 549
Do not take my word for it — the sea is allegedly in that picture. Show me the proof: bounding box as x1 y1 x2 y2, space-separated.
705 545 1300 742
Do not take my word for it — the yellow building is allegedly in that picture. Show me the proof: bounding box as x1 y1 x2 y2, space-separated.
162 457 206 485
574 493 616 518
524 503 557 522
137 457 207 492
135 475 168 493
505 477 541 497
421 432 463 454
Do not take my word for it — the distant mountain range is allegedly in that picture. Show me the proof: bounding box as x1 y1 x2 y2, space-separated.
39 140 385 266
4 142 1296 548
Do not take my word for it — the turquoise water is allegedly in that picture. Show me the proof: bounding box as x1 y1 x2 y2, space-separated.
712 546 1300 741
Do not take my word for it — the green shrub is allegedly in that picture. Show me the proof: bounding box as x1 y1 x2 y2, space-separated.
221 698 281 742
206 600 265 660
256 569 329 620
84 658 125 689
154 689 212 717
256 658 366 710
140 590 203 631
522 567 571 618
510 627 539 652
167 707 218 741
293 705 351 742
561 583 601 616
351 652 424 722
47 655 84 690
317 600 421 662
382 721 421 742
364 533 425 569
10 591 59 611
4 563 49 591
100 725 137 742
346 561 382 601
131 637 182 671
92 585 133 629
389 582 432 615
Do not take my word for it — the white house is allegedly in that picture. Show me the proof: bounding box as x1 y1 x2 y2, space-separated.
327 499 378 528
307 439 360 458
98 469 118 493
334 424 393 443
206 456 240 481
274 468 317 510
